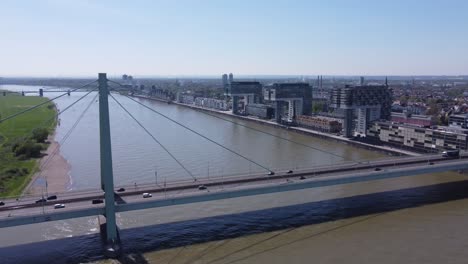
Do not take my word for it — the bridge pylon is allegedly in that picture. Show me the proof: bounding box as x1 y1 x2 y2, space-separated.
98 73 121 257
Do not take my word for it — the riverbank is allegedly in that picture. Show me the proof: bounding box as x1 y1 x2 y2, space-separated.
133 95 419 157
23 134 71 196
0 92 68 198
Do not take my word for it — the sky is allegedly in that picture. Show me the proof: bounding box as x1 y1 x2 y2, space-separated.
1 0 468 77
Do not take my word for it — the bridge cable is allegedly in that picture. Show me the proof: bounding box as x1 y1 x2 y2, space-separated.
10 92 98 216
182 107 350 161
22 88 98 143
0 80 97 124
120 94 274 173
107 80 359 165
25 92 99 196
109 93 198 181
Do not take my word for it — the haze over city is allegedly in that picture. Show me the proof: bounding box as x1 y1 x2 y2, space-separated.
1 0 468 77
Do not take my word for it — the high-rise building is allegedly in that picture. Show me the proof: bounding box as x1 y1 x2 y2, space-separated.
228 73 234 84
222 74 228 95
226 81 263 115
222 74 228 85
264 83 312 123
331 84 392 137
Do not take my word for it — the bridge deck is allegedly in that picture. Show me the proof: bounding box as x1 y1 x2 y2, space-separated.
1 154 467 228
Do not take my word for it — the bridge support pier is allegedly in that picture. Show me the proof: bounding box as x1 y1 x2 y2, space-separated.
98 73 121 258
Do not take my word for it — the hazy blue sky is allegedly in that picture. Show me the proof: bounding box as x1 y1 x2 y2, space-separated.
1 0 467 77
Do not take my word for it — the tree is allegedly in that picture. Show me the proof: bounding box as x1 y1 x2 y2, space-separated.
14 141 43 158
31 128 49 143
313 103 323 113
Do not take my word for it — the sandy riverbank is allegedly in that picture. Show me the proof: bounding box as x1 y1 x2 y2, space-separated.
23 134 71 196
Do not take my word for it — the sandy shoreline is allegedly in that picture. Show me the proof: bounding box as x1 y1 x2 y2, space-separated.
24 134 71 196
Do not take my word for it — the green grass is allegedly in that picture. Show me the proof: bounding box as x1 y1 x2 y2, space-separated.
0 92 56 198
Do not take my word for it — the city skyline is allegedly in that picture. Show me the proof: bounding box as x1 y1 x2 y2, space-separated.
1 0 468 77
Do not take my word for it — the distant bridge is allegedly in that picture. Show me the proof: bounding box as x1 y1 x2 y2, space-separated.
2 88 91 97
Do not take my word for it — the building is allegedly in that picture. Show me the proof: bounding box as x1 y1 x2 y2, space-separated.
245 103 274 119
194 97 228 111
222 74 228 93
263 83 312 123
367 121 468 152
226 81 263 115
449 114 468 129
296 115 342 133
391 112 434 127
330 83 392 138
178 94 195 104
229 73 233 84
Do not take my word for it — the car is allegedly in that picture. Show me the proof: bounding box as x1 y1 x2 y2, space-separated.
47 195 57 200
428 162 434 165
287 170 293 174
54 204 65 209
299 176 306 180
92 199 103 204
198 185 207 190
374 167 382 171
442 150 460 158
35 198 47 204
267 171 275 176
0 201 5 206
117 187 126 192
143 193 152 198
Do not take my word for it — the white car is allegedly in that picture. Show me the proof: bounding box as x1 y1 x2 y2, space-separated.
142 193 152 198
54 204 65 209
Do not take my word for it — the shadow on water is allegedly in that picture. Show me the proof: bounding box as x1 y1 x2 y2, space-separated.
2 180 468 264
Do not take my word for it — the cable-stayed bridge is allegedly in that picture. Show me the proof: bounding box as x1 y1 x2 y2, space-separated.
1 73 467 256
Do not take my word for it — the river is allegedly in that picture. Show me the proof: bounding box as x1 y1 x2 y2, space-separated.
1 85 468 264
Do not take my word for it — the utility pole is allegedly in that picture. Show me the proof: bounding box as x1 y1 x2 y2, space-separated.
155 170 158 186
98 73 119 252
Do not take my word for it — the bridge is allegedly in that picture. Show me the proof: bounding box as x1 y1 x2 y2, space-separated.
1 153 467 225
1 73 467 257
2 87 91 97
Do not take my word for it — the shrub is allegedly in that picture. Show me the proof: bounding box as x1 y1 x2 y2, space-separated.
32 127 49 143
14 141 43 158
9 136 27 153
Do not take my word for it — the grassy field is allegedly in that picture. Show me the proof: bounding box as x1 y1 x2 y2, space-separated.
0 92 56 198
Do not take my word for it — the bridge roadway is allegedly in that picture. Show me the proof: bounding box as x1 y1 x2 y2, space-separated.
1 154 467 228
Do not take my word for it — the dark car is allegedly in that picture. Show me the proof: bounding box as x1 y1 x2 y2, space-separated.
267 171 275 176
428 162 434 165
0 201 5 206
47 195 57 200
374 167 382 171
35 198 47 204
299 176 306 180
117 187 126 192
92 199 104 204
287 170 293 174
198 185 207 190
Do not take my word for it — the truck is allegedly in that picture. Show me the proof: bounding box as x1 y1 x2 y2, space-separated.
442 149 460 158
